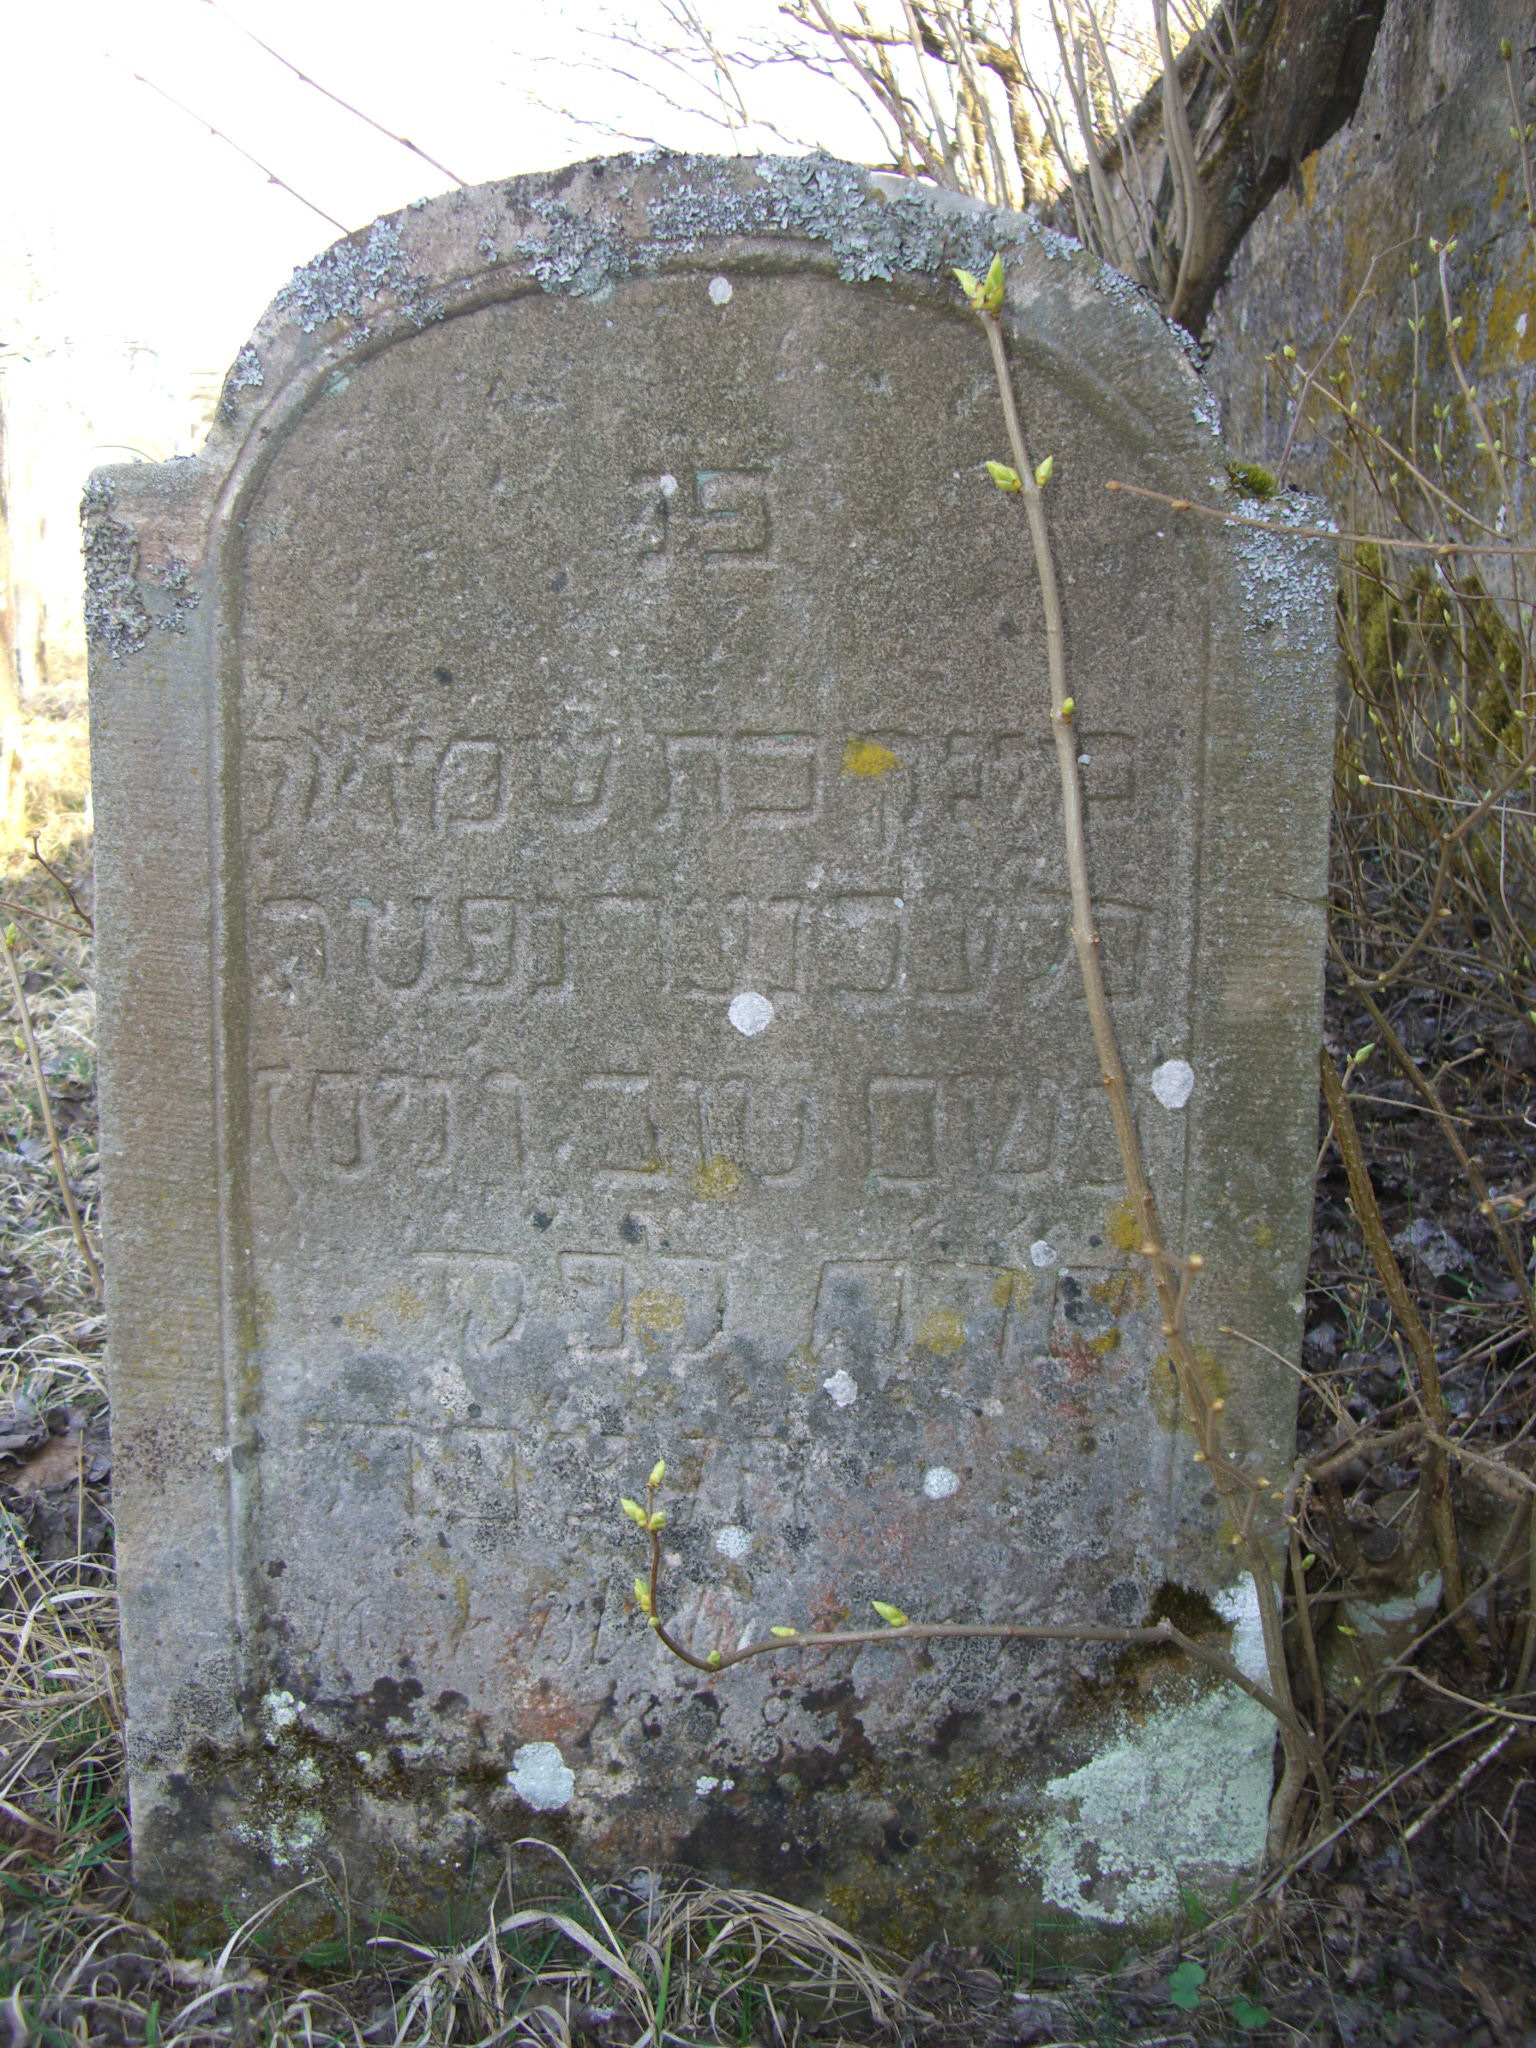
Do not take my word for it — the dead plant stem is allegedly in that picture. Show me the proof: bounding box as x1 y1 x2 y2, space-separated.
1317 1047 1470 1646
1102 479 1536 558
1334 962 1536 1346
1 927 101 1294
981 304 1318 1857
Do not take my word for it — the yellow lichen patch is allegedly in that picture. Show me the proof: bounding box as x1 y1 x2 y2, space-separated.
991 1268 1035 1312
915 1307 966 1357
1105 1202 1140 1254
1089 1270 1145 1314
1250 1221 1275 1250
388 1285 426 1324
786 1344 823 1393
690 1154 742 1200
841 738 900 778
1148 1347 1230 1434
342 1308 382 1342
631 1289 686 1347
1087 1329 1122 1357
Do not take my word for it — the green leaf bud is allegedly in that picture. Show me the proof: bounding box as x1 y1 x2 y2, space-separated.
770 1626 799 1639
1033 455 1054 487
633 1577 654 1615
706 1650 723 1669
620 1497 648 1524
985 460 1022 492
871 1600 910 1628
648 1458 666 1490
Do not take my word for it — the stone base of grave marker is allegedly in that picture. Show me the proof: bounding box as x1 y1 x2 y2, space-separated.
87 155 1334 1941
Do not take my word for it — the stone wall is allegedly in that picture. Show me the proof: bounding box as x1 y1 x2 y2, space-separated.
1205 0 1534 562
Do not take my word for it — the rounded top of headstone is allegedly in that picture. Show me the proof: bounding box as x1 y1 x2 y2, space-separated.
203 154 1220 461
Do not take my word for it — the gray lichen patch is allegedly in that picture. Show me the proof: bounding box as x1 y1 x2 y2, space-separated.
275 217 446 337
219 343 265 422
81 479 201 661
511 152 1124 307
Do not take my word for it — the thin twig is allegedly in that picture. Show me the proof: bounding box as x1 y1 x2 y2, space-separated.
199 0 468 187
111 58 348 232
0 897 91 937
1103 480 1536 557
1 928 101 1295
1402 1726 1517 1845
26 836 92 931
1318 1047 1469 1646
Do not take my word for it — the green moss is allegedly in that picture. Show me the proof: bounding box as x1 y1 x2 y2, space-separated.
1225 460 1277 499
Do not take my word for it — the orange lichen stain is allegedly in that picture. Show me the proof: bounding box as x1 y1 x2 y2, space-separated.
1050 1329 1105 1383
992 1268 1035 1312
1105 1202 1140 1254
631 1289 686 1348
1300 150 1319 210
841 738 900 778
690 1154 742 1200
342 1308 382 1342
916 1307 966 1357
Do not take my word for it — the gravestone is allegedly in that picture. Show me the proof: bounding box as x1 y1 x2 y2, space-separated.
87 156 1334 1938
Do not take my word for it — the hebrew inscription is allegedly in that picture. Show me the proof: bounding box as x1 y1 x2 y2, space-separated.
90 162 1334 1925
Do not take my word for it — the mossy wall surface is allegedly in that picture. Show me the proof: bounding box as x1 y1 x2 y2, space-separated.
1206 0 1533 573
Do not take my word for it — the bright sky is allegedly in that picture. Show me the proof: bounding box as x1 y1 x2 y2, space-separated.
1 0 889 371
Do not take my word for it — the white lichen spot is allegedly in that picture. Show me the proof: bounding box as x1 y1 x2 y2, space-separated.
696 1773 737 1796
1152 1058 1195 1110
1027 1579 1274 1923
728 991 774 1036
822 1368 858 1408
708 275 734 305
658 472 678 498
508 1741 575 1812
1517 311 1528 339
714 1525 752 1561
239 1811 325 1868
289 1754 323 1791
1029 1240 1058 1268
923 1465 960 1500
260 1690 302 1743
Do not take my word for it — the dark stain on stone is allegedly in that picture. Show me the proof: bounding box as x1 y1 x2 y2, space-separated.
433 665 454 683
619 1214 644 1245
265 1558 286 1578
927 1704 981 1758
433 1689 469 1716
998 615 1019 638
531 1209 554 1231
356 1675 425 1730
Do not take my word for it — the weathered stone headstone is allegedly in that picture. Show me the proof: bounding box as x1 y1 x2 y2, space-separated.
88 156 1334 1938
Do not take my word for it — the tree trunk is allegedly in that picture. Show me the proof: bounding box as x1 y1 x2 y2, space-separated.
1089 0 1389 336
